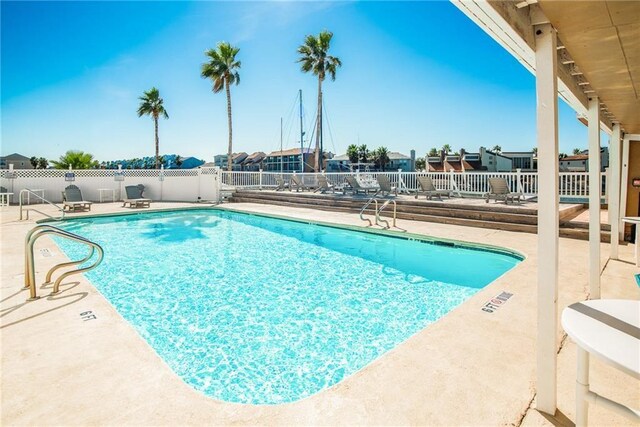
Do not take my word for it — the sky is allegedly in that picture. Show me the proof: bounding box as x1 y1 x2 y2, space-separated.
1 1 608 163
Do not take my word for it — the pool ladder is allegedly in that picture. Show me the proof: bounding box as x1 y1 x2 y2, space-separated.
24 224 104 301
19 189 65 221
359 196 397 229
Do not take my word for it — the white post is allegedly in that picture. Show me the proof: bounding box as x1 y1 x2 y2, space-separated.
587 96 601 299
609 124 621 259
576 347 590 427
516 168 523 194
604 168 610 204
619 135 630 241
197 167 202 202
259 169 263 191
534 22 559 415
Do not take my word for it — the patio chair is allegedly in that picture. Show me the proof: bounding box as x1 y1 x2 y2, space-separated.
314 175 335 194
0 186 13 206
290 175 309 192
415 176 452 200
275 176 289 191
123 185 151 208
376 175 397 197
345 176 378 195
61 185 92 212
485 177 523 204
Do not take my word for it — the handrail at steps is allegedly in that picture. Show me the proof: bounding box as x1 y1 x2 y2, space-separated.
375 199 397 229
24 224 104 301
359 196 379 226
19 189 65 221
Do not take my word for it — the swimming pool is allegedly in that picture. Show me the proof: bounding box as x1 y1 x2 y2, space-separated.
52 209 521 404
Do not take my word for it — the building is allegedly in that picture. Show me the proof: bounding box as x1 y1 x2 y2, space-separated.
559 147 609 172
0 153 34 169
501 151 537 171
241 152 266 171
479 147 513 172
177 156 205 169
326 150 416 172
263 148 316 172
213 152 248 171
427 149 483 172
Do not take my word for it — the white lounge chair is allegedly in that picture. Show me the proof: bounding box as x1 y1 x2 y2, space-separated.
345 176 378 195
275 176 289 191
0 186 13 206
314 175 335 193
376 175 397 197
290 175 309 192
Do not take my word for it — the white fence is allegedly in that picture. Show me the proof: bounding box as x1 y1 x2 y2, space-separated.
0 167 221 204
221 169 608 200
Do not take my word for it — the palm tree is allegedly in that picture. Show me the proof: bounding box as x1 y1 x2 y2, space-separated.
492 145 502 154
573 148 582 155
373 146 390 171
357 144 369 163
201 42 241 172
29 156 38 168
297 30 342 171
175 155 183 168
428 147 439 157
37 157 49 169
415 157 426 171
532 147 538 156
442 144 452 154
137 87 169 169
346 144 359 163
51 150 99 169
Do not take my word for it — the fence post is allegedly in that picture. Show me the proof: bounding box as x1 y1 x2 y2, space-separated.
259 169 263 191
449 169 462 197
516 168 523 194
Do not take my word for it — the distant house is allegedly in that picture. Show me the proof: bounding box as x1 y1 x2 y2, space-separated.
176 156 205 169
213 152 248 170
479 147 513 172
559 147 609 172
241 152 266 171
0 153 33 169
263 148 316 172
327 150 415 172
427 149 483 172
501 151 537 171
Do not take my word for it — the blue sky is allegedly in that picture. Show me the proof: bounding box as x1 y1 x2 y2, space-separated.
2 1 603 162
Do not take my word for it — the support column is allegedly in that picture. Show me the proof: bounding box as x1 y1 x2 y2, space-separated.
534 22 559 416
608 124 622 259
587 97 601 299
619 135 630 240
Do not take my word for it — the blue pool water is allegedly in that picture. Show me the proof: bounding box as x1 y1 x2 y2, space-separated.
53 209 521 404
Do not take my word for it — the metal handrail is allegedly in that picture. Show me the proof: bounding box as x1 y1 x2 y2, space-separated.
376 199 397 228
24 224 104 301
359 196 379 226
19 189 65 221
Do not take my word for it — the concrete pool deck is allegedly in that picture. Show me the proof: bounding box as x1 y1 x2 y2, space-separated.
1 202 638 426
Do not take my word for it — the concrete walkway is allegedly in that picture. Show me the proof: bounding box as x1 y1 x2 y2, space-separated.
1 202 637 426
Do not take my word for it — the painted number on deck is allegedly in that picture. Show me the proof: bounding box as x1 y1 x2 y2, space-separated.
481 292 513 313
80 311 97 321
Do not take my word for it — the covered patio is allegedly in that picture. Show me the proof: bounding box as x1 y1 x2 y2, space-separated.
452 0 640 424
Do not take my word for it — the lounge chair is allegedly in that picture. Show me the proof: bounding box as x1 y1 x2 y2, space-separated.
485 177 523 204
123 185 151 208
345 176 378 195
376 175 397 197
61 185 92 212
290 175 309 192
314 175 335 193
415 176 452 200
275 176 289 191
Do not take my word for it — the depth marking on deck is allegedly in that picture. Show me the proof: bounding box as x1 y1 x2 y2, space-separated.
39 248 52 257
481 291 513 313
80 311 97 321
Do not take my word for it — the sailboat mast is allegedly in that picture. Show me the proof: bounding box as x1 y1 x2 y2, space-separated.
299 89 304 173
280 117 283 175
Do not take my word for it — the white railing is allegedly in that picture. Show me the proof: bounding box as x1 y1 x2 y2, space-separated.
221 169 607 199
0 167 222 204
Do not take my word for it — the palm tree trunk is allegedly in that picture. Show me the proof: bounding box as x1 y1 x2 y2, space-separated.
154 115 159 169
226 80 233 172
315 78 323 172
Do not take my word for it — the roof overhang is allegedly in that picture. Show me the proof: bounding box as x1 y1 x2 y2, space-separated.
451 0 640 135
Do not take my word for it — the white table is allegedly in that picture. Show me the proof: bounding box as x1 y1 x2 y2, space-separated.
25 188 45 205
622 217 640 267
0 192 13 206
97 188 116 203
562 299 640 426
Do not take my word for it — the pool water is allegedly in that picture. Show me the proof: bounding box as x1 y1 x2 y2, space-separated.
53 209 521 404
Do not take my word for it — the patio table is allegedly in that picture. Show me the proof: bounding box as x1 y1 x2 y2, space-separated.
561 299 640 426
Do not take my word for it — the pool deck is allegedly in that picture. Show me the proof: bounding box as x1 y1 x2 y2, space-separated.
1 202 638 426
